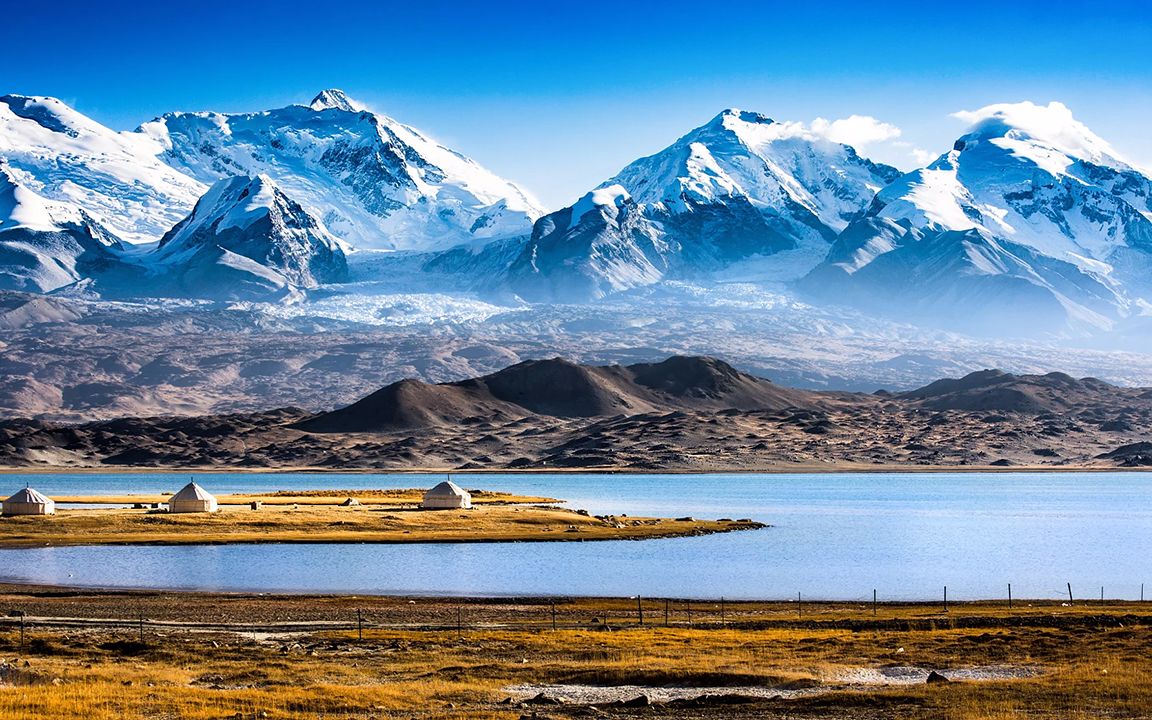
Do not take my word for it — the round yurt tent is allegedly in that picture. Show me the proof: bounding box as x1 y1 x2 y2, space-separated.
421 480 472 510
2 487 55 516
168 481 218 513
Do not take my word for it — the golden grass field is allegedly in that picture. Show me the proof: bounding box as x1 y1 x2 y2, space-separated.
0 498 759 547
0 591 1149 719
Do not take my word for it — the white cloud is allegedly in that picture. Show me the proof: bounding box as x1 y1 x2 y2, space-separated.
809 115 902 148
909 147 938 165
798 115 932 170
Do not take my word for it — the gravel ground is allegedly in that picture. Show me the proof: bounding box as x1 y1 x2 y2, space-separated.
505 665 1043 705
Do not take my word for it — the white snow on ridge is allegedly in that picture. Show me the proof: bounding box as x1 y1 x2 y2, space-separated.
953 101 1131 172
607 108 898 233
569 184 630 225
142 90 544 252
866 100 1152 274
0 94 206 243
0 165 61 232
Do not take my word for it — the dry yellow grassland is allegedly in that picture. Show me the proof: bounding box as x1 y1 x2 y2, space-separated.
0 597 1149 719
0 503 760 547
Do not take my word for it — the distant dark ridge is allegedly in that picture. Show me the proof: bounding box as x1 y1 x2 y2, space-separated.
901 369 1118 413
295 355 821 433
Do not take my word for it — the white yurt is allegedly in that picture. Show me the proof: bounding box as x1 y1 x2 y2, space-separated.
421 480 472 510
168 481 218 513
2 487 55 516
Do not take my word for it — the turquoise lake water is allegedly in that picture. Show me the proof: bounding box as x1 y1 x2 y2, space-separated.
0 472 1148 600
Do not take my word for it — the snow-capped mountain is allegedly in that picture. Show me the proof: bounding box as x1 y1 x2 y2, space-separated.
0 163 124 293
0 94 206 243
505 109 900 301
139 89 543 251
150 175 348 301
801 101 1152 332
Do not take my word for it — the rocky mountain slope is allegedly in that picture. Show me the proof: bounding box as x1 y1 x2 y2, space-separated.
149 175 348 300
1 357 1148 471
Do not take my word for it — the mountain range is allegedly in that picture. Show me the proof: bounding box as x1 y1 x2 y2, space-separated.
2 90 1151 336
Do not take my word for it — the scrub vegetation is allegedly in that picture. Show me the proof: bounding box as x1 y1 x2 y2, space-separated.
0 592 1148 719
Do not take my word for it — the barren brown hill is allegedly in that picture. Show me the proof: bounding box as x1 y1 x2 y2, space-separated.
900 369 1140 414
296 356 821 432
2 359 1152 471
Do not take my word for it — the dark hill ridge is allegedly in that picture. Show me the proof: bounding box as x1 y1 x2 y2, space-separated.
295 356 822 432
900 369 1128 413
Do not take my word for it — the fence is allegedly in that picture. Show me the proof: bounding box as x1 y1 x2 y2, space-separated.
2 586 1150 647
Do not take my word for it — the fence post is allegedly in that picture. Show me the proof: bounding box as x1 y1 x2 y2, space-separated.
943 586 948 614
637 596 644 626
664 599 669 627
687 600 692 628
357 609 363 641
797 592 802 619
872 589 877 617
1008 583 1012 610
456 607 462 638
720 597 725 626
551 602 557 631
1101 586 1105 606
1067 583 1073 603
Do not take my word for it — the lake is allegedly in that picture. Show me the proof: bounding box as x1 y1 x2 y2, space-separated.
0 471 1149 601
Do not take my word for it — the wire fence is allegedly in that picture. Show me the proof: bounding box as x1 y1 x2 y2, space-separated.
2 587 1151 646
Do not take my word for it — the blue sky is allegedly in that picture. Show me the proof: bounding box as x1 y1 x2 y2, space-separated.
7 0 1151 208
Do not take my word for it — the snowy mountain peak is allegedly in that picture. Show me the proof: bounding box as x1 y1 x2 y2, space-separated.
145 91 543 251
607 108 899 230
505 109 901 302
952 101 1131 173
709 108 775 128
1 94 104 139
159 174 339 252
805 101 1152 333
156 174 347 295
308 89 364 113
167 174 284 237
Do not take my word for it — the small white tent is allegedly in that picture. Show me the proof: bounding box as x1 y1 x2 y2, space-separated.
421 480 472 510
2 487 55 516
168 481 218 513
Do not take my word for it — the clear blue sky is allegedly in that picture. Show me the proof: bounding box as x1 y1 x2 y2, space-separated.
7 0 1151 209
